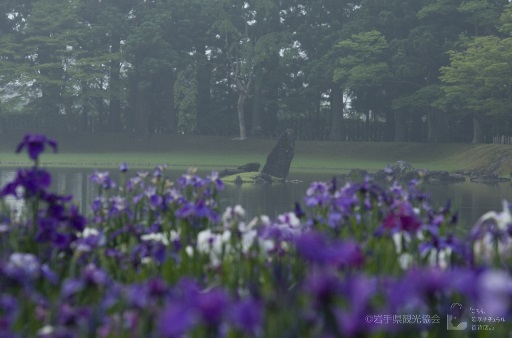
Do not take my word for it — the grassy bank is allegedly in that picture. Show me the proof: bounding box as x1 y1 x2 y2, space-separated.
1 130 511 175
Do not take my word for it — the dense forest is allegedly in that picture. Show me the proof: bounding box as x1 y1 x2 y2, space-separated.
1 0 512 143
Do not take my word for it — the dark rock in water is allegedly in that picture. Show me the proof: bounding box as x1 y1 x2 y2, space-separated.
470 174 511 184
425 171 465 183
372 165 466 184
424 170 449 180
253 176 268 185
373 161 415 181
441 174 466 183
219 168 245 178
261 129 296 179
390 161 415 177
253 173 273 184
234 175 243 185
443 174 466 182
402 170 421 181
237 162 260 172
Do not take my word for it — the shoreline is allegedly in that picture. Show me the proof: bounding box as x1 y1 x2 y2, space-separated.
0 130 511 175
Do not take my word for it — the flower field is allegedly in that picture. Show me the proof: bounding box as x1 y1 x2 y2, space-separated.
0 134 511 337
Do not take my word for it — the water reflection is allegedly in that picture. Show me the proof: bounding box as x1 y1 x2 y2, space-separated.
1 167 512 228
424 181 512 228
222 180 310 218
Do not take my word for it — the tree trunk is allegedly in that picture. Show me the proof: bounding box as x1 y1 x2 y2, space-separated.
427 109 448 143
329 85 344 141
472 113 482 144
196 44 212 134
251 76 262 136
232 67 252 140
108 33 122 131
165 69 177 133
394 110 406 142
237 92 247 140
263 54 279 135
38 45 62 128
385 109 395 141
79 80 89 132
366 110 371 142
97 81 104 132
411 113 423 142
135 85 149 136
427 109 435 142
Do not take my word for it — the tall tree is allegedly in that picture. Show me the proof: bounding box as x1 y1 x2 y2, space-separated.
125 0 182 135
211 0 290 140
280 0 359 141
173 0 217 134
78 0 138 132
346 0 441 141
334 30 392 141
16 0 81 128
440 35 512 143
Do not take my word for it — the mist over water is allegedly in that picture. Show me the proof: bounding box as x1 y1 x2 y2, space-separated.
1 167 511 228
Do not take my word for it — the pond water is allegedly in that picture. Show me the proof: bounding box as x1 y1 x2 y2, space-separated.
1 167 512 229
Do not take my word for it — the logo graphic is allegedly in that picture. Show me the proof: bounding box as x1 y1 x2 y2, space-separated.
447 303 467 330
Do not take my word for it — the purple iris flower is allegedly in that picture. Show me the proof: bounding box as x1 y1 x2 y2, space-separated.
386 267 458 314
294 202 306 218
16 134 57 162
0 294 18 329
159 303 197 338
295 232 364 268
82 264 109 287
382 202 422 233
147 277 167 297
130 239 167 267
305 269 342 307
175 199 219 223
1 168 51 198
3 253 41 281
41 264 59 285
476 269 512 317
178 172 205 189
153 166 166 178
149 194 163 210
206 171 225 190
53 232 75 250
108 196 131 218
230 298 262 335
126 284 149 309
61 279 84 299
126 176 144 192
57 303 91 328
337 275 377 336
126 278 167 309
305 182 330 207
90 197 104 214
90 171 116 190
156 279 204 337
35 217 76 249
67 205 86 232
327 212 343 228
75 228 105 252
119 162 128 173
197 288 230 327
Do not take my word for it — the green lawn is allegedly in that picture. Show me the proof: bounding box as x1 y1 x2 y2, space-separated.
1 130 511 175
